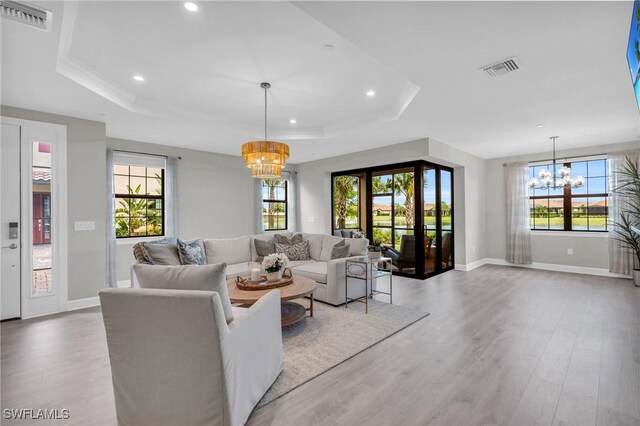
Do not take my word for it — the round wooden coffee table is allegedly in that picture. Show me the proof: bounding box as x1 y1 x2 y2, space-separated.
227 275 318 327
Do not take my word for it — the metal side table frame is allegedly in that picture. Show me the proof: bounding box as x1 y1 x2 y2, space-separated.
345 256 393 313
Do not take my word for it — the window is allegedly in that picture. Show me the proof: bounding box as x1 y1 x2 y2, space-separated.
528 158 608 231
262 179 287 231
332 174 361 230
113 152 166 238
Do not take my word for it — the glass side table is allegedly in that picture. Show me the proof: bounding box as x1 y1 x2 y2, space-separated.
345 256 393 313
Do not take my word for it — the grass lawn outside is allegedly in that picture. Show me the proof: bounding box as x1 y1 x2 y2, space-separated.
371 215 452 227
263 214 286 230
531 215 607 231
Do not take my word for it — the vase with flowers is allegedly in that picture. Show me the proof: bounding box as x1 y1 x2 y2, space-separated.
262 253 289 283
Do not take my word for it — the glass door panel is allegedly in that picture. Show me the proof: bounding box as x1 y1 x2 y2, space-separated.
371 172 393 250
379 169 416 276
423 167 437 275
439 169 454 271
31 141 53 297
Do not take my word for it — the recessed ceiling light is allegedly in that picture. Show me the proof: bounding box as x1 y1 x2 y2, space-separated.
290 119 297 124
536 124 544 128
184 2 198 12
133 75 145 82
366 90 376 97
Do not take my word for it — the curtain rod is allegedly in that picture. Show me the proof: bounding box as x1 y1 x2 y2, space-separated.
502 152 607 167
112 149 181 160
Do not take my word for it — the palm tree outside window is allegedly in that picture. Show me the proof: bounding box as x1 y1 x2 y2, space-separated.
262 179 287 231
113 163 165 238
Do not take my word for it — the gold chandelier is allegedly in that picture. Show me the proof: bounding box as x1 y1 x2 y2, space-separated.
241 82 290 178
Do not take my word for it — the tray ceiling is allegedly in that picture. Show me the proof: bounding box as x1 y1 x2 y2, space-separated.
1 1 637 163
57 1 419 140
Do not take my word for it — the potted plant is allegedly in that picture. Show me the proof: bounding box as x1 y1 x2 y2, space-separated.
368 245 382 260
262 253 288 283
612 156 640 287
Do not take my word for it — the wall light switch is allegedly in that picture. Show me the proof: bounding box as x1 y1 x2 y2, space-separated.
74 221 95 231
308 216 315 223
567 248 573 255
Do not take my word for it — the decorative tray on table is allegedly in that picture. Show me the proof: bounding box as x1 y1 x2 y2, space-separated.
235 268 293 290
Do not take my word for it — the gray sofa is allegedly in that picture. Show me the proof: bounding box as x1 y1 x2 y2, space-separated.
131 232 371 306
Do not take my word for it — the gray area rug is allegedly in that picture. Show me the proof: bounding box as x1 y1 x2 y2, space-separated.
256 300 429 408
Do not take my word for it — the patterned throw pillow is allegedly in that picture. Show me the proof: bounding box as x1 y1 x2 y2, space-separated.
275 240 311 261
254 238 276 263
274 233 303 246
330 240 351 259
132 242 152 264
177 239 207 265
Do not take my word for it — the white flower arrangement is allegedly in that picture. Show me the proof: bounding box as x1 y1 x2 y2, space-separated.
262 253 288 273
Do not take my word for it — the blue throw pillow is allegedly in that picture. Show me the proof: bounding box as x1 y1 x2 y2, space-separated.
177 239 206 265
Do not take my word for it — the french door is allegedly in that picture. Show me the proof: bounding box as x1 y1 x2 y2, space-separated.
332 160 454 279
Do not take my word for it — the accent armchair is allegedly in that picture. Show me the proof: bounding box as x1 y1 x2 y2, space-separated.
385 234 434 273
99 288 283 426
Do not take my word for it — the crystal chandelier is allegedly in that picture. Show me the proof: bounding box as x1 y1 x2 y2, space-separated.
241 82 290 178
528 136 584 189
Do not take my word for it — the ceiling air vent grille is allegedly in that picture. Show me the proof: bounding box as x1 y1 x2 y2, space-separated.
0 1 51 32
480 57 521 77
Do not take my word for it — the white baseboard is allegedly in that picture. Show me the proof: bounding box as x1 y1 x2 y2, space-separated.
482 258 631 279
64 282 130 312
66 296 100 311
455 259 488 272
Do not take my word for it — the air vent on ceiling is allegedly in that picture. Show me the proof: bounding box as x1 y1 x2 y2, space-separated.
480 57 521 77
0 1 51 32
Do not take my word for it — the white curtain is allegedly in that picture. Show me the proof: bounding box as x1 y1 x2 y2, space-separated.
165 156 179 239
106 149 117 287
254 179 265 234
608 149 640 275
283 170 298 232
505 162 532 264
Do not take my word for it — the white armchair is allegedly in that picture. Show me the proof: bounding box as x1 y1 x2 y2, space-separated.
99 288 283 426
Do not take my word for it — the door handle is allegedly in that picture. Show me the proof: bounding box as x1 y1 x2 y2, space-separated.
1 243 18 249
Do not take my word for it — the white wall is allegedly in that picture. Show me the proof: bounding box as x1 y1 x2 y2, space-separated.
107 138 257 281
484 140 640 270
429 138 486 265
295 137 487 267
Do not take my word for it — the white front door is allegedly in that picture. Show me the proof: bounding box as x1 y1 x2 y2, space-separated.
1 124 22 320
1 117 67 319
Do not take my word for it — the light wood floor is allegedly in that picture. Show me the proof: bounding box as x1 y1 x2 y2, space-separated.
2 265 639 425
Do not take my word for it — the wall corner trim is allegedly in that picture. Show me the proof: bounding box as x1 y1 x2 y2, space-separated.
455 259 488 271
